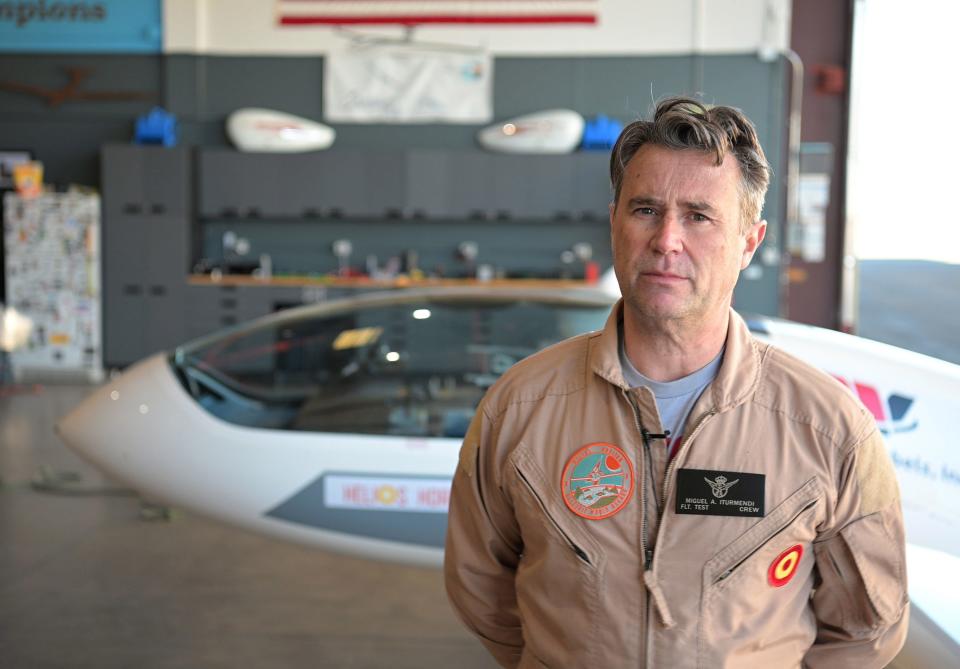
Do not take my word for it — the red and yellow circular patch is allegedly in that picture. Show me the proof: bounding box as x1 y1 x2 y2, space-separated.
561 442 634 520
768 544 803 587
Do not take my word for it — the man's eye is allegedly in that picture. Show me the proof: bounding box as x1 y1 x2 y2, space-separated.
690 213 709 222
633 207 656 216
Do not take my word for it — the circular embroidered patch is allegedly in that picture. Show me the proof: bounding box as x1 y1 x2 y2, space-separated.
561 442 634 520
768 544 804 587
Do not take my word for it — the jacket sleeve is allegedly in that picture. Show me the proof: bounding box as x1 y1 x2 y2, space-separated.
804 422 910 668
444 406 524 668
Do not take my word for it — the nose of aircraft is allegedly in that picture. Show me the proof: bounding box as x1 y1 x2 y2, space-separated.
56 353 175 484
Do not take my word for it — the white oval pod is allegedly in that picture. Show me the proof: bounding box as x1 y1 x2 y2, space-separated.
226 108 336 153
478 109 585 154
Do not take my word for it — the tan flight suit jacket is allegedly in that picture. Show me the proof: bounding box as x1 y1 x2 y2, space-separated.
445 302 908 668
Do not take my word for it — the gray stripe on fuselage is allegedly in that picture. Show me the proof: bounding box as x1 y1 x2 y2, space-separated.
265 473 449 548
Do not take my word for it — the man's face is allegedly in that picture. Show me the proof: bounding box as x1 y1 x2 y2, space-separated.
610 144 765 328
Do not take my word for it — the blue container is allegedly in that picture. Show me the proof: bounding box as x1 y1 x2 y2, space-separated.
582 115 624 150
135 107 177 146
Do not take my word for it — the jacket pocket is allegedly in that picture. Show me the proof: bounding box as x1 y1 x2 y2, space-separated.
812 509 908 636
515 464 596 567
698 477 823 668
509 447 604 666
706 477 821 587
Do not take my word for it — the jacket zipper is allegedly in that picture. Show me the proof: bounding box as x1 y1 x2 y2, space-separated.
623 390 653 568
515 465 593 566
622 389 654 668
640 406 716 668
713 498 818 584
661 409 717 513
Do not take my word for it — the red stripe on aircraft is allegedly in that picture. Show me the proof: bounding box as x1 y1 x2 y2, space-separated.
854 382 886 421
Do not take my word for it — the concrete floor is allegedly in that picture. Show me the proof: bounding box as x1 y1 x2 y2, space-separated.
6 388 960 668
0 385 495 669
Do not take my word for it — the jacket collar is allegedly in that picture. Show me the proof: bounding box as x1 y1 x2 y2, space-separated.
590 299 762 413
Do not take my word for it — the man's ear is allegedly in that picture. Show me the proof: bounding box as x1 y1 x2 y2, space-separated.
609 200 616 247
740 219 767 270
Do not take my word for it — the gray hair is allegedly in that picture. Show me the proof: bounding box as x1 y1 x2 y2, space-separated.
609 96 772 230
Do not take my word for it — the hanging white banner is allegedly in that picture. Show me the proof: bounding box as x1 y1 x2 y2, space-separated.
324 45 493 123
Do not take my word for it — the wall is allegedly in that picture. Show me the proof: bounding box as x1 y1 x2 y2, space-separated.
0 54 160 186
0 1 794 318
175 52 788 315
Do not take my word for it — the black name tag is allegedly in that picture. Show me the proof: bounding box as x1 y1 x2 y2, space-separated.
675 468 765 517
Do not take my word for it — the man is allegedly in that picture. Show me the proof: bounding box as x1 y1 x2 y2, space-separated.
444 97 908 668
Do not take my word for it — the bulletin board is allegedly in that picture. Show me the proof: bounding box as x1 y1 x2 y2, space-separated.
3 192 103 381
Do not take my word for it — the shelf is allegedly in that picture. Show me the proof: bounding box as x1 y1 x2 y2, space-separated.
187 274 595 290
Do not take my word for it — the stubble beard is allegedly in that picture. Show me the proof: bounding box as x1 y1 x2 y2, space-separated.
625 286 698 331
621 271 697 332
620 264 737 343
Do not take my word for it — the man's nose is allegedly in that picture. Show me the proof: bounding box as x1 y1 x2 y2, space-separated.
650 213 684 255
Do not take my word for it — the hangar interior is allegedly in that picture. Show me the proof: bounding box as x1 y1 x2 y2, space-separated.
1 0 958 667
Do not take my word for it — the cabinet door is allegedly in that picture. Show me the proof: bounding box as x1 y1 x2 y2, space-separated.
451 152 495 220
103 213 147 287
101 211 146 367
142 147 192 218
141 215 189 353
103 284 146 368
101 145 144 217
489 155 533 219
407 150 493 219
184 285 228 340
573 153 613 220
144 215 190 286
143 283 186 355
100 144 146 367
521 156 577 220
238 287 278 323
282 152 325 216
198 150 266 216
363 150 407 217
269 286 306 311
199 150 295 217
245 153 297 216
315 151 366 217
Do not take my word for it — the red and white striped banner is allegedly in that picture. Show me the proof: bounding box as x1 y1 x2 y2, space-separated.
277 0 598 26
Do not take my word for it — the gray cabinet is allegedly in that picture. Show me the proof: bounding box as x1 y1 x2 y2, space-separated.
574 153 613 219
317 151 407 218
490 155 577 220
404 151 605 220
184 284 237 339
102 144 613 368
184 284 306 342
199 151 294 218
199 149 409 219
101 145 192 367
196 148 611 221
406 150 491 219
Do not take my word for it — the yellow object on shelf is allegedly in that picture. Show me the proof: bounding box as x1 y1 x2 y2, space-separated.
13 161 43 198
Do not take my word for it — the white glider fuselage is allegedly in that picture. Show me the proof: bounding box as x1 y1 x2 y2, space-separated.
58 289 960 569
